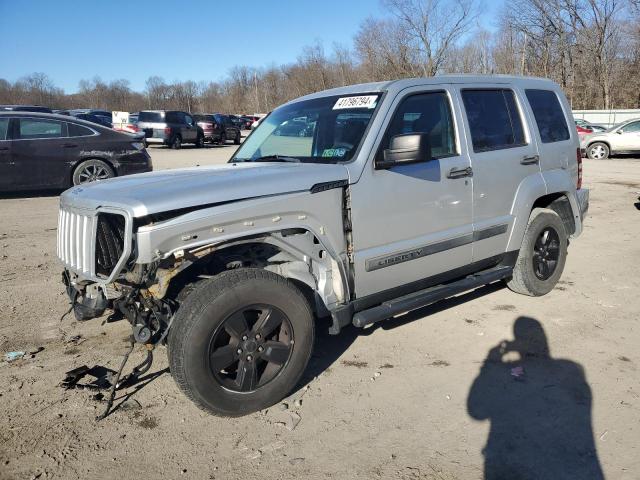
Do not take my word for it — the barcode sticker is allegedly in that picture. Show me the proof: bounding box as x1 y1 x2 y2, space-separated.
333 95 378 110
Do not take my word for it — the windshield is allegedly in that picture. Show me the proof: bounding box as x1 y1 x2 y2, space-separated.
232 93 381 163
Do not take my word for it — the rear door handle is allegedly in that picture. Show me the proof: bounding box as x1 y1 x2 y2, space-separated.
521 155 539 165
447 166 473 179
62 143 78 148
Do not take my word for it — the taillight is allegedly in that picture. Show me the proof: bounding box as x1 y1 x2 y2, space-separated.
164 127 171 135
576 148 582 189
130 124 139 132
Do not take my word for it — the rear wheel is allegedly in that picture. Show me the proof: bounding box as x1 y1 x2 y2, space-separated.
171 135 182 150
195 134 205 148
168 268 314 416
507 208 567 296
72 159 114 185
587 142 609 160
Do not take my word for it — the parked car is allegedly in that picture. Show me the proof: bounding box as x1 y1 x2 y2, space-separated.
137 110 205 149
57 76 588 416
0 112 151 192
194 113 241 145
240 115 256 129
0 105 52 113
580 118 640 159
229 114 244 130
73 112 113 129
576 122 593 136
575 118 606 132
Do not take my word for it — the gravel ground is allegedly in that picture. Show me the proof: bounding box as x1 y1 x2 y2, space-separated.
0 149 639 480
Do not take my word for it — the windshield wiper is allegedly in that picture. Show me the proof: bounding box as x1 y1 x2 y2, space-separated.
252 155 301 163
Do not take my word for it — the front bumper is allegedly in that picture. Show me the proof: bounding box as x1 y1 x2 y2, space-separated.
577 188 589 222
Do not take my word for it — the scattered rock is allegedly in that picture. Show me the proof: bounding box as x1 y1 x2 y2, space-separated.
379 363 394 369
374 371 381 377
279 402 289 411
293 399 302 408
289 457 305 465
285 411 301 431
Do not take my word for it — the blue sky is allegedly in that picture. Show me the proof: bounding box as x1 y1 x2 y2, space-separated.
0 0 505 93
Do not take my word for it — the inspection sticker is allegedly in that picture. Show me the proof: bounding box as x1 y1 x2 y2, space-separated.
333 95 378 110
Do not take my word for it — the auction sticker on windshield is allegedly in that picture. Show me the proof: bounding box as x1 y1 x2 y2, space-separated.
333 95 378 110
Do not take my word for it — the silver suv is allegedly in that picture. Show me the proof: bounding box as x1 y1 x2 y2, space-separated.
57 75 589 416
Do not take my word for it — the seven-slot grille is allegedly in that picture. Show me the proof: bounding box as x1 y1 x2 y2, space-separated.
57 207 127 279
57 208 96 276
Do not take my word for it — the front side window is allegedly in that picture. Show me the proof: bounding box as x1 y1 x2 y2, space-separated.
378 91 456 161
233 93 381 163
525 89 570 143
17 118 65 139
462 89 526 152
0 118 9 140
622 121 640 133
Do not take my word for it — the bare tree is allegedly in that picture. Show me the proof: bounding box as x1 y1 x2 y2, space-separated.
384 0 479 76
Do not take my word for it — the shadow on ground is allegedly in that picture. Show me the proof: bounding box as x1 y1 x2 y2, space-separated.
467 316 604 479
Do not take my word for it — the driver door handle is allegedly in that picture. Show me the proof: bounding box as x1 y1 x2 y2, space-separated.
447 166 473 179
521 155 539 165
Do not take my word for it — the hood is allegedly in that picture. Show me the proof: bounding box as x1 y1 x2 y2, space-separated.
60 162 349 217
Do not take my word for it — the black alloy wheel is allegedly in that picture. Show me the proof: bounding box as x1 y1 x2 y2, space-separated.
532 227 561 280
209 305 293 392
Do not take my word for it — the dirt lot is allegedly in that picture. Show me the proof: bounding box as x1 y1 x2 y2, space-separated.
1 148 639 480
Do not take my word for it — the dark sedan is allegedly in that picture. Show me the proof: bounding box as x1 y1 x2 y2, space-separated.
0 112 152 193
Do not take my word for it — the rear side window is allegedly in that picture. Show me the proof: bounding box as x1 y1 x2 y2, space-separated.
17 118 65 139
0 118 8 140
461 89 526 152
525 89 570 143
139 111 164 123
67 122 95 137
379 91 457 159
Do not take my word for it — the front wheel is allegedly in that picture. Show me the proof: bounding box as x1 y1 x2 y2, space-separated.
234 131 241 145
586 142 609 160
195 134 205 148
168 269 314 416
507 208 567 296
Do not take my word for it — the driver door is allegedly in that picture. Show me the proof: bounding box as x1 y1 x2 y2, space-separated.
349 87 474 298
615 121 640 151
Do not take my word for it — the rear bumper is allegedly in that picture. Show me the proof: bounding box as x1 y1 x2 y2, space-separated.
145 137 167 144
116 151 153 176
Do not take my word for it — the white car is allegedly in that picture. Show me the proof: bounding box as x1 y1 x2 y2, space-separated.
581 118 640 159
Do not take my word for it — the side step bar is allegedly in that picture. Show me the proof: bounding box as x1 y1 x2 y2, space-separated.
352 266 512 328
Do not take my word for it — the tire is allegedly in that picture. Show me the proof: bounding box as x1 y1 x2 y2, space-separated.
168 268 314 417
219 132 227 145
171 135 182 150
234 131 241 145
195 134 205 148
72 159 115 186
586 142 609 160
507 208 568 297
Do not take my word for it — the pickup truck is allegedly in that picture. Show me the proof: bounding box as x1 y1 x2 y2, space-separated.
57 75 589 416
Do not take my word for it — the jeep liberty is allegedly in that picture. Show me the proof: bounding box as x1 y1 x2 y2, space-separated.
57 76 589 416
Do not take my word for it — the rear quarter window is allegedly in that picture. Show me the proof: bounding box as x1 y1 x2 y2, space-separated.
525 89 570 143
67 122 95 137
139 112 164 123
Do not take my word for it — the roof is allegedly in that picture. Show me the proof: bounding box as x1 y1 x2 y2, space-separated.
0 110 112 129
290 74 557 104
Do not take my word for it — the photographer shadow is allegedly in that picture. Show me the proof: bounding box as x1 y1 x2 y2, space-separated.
467 317 604 479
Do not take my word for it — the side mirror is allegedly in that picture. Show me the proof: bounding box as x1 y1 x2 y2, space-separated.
616 130 623 134
376 133 431 169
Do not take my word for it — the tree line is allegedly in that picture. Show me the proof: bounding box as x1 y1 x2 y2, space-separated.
1 0 638 114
